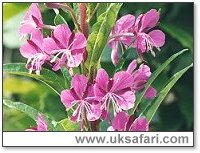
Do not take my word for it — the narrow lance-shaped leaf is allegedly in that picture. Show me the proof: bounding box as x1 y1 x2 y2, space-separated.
128 49 189 115
86 3 97 19
54 10 68 25
73 3 80 22
96 3 109 17
142 63 193 122
85 3 123 77
3 99 57 131
3 63 65 95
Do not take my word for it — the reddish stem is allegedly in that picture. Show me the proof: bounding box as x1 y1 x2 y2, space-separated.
79 3 88 38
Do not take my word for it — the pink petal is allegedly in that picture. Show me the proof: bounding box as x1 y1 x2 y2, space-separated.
121 36 134 46
136 64 151 79
67 51 83 68
31 29 43 49
148 30 165 47
86 84 95 98
95 68 109 91
132 64 151 91
115 14 135 32
112 112 129 131
141 9 159 31
20 41 38 58
43 37 59 54
86 104 101 121
116 91 135 110
70 33 87 50
19 22 36 36
24 3 42 23
110 41 119 66
144 86 157 100
20 3 43 36
53 24 72 48
133 34 147 54
37 114 48 131
71 74 88 99
140 64 151 76
127 60 137 74
94 84 107 101
133 14 143 32
129 117 149 131
111 71 134 92
61 89 76 108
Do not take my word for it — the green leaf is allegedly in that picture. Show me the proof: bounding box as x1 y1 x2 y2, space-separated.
128 49 188 115
160 23 193 50
99 120 110 131
85 3 123 75
73 3 80 22
3 99 57 131
61 67 72 89
86 3 97 18
3 63 65 95
115 48 137 72
96 3 109 17
56 118 79 131
142 63 193 122
3 3 29 22
54 9 68 25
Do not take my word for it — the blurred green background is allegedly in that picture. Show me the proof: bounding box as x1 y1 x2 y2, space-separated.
3 3 193 131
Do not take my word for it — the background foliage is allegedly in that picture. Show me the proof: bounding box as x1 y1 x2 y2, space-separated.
3 2 193 131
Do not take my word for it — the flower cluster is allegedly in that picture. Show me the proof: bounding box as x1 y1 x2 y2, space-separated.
61 61 156 131
109 9 165 65
20 3 164 131
19 3 86 74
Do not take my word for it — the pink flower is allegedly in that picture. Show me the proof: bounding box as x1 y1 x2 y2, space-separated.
45 24 87 71
126 60 157 99
109 9 165 65
127 60 151 91
108 14 135 65
61 74 101 129
19 3 43 37
94 68 135 118
20 29 51 74
26 114 48 131
133 9 165 55
108 112 149 131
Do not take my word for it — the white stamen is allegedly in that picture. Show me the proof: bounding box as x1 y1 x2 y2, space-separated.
26 53 46 75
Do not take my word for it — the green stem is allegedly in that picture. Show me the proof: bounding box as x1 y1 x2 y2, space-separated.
87 3 100 23
59 3 82 32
